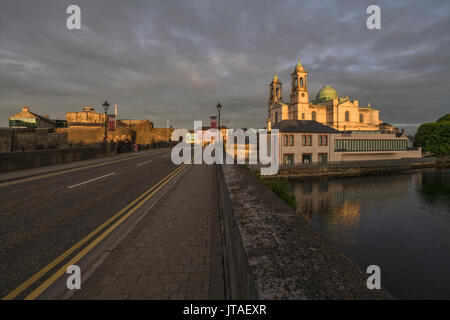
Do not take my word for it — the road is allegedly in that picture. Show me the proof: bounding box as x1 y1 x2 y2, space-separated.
0 149 180 299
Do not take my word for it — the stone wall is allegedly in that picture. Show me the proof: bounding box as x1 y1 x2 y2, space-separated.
15 130 68 151
0 125 174 153
56 126 135 145
217 164 393 299
0 145 115 173
0 128 13 152
56 124 171 145
133 125 173 145
256 157 436 181
0 128 68 152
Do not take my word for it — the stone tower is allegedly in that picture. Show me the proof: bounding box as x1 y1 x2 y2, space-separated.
289 59 309 119
269 72 282 105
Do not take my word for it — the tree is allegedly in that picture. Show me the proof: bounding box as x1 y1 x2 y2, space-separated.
415 114 450 155
437 114 450 123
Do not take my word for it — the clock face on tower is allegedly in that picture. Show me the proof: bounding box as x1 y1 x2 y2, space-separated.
301 93 305 97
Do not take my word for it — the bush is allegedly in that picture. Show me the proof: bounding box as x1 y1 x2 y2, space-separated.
262 179 297 210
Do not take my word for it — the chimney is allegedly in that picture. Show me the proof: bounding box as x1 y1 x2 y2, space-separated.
22 106 29 112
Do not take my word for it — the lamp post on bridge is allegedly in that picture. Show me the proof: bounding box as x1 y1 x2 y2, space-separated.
102 100 110 142
216 102 222 130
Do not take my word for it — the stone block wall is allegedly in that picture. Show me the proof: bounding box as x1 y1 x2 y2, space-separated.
0 146 110 173
0 128 68 152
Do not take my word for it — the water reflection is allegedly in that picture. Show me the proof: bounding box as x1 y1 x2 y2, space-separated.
419 171 450 214
292 169 450 299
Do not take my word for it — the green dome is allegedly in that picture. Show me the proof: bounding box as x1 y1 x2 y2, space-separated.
316 85 338 102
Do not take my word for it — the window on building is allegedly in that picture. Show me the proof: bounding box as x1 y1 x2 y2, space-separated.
294 78 298 88
319 135 328 146
318 153 328 163
312 111 316 121
283 154 294 165
300 77 304 87
284 135 294 146
359 113 364 123
302 113 305 120
334 139 409 152
302 135 312 146
302 154 312 163
345 111 350 122
275 112 278 123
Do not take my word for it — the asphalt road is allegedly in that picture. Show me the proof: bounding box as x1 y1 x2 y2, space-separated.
0 149 178 298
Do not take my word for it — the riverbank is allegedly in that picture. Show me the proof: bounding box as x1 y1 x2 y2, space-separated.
251 157 444 181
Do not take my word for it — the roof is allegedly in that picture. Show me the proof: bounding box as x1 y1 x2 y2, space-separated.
272 120 340 133
292 58 305 73
315 85 339 102
10 107 55 124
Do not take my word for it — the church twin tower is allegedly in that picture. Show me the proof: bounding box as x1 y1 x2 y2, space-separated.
268 59 309 129
267 59 381 132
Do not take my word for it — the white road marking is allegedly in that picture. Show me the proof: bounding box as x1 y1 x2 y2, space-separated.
67 173 116 189
136 160 153 167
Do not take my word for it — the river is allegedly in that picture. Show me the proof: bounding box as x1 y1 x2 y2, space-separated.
292 169 450 299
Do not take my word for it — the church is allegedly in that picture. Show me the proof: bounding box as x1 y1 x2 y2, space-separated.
267 59 382 132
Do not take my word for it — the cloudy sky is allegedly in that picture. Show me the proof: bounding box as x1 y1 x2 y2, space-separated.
1 0 449 132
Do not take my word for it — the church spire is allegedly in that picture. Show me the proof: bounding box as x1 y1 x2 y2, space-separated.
295 58 305 72
272 72 278 83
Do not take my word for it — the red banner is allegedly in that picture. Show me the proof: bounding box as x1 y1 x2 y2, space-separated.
210 116 217 129
108 115 116 131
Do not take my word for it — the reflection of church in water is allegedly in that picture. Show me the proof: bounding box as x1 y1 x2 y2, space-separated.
267 59 382 132
294 176 411 224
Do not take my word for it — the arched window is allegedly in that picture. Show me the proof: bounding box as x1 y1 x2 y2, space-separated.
276 88 279 97
359 113 364 123
300 77 304 87
312 111 316 121
345 111 350 122
294 78 298 88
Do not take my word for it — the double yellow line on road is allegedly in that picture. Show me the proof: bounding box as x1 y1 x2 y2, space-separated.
2 163 188 300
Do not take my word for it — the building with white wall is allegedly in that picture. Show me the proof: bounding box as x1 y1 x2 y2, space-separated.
273 120 421 165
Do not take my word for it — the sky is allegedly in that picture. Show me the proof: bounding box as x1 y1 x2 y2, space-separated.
0 0 449 132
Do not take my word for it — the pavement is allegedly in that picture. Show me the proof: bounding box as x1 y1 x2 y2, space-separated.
0 148 224 300
70 164 225 300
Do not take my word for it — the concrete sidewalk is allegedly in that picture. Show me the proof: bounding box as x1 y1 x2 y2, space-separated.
71 164 225 300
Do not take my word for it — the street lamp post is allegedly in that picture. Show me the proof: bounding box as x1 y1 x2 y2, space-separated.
216 102 222 129
216 102 223 156
102 100 110 142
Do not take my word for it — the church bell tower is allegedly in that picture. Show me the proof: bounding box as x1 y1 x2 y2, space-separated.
290 59 309 119
269 72 282 105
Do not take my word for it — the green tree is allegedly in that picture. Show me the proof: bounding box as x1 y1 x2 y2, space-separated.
415 114 450 155
437 114 450 123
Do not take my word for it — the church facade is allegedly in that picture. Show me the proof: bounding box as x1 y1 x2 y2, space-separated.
267 59 382 132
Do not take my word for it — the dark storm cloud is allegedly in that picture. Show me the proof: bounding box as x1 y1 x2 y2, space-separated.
0 0 449 130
